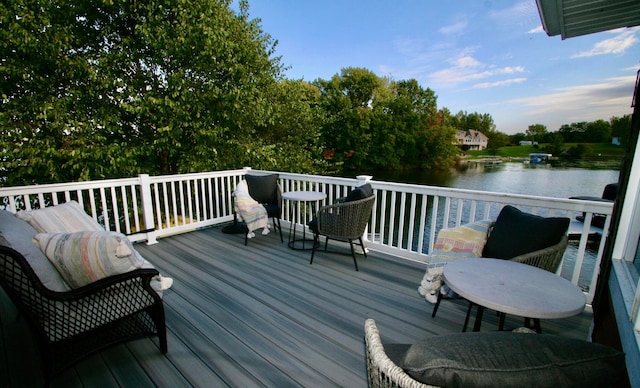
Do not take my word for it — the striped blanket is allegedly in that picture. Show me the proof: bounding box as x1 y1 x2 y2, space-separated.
234 180 270 238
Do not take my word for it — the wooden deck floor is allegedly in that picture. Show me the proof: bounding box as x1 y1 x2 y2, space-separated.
2 225 593 387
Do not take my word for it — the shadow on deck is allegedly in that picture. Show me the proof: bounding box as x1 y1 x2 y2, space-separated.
1 226 593 387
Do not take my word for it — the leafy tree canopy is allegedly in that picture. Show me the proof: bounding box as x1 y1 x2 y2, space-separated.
2 0 290 185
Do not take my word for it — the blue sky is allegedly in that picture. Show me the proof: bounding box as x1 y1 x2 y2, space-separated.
245 1 639 134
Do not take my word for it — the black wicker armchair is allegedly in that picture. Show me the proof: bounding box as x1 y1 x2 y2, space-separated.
0 245 167 383
309 185 375 271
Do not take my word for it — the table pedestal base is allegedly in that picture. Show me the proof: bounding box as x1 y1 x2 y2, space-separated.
288 238 318 251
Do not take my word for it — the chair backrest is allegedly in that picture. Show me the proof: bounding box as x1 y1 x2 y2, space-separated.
318 194 375 239
244 174 280 205
364 319 432 388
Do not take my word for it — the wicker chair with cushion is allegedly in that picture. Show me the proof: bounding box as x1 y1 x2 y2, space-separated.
0 205 168 383
427 205 570 330
309 184 375 271
0 245 167 383
365 319 432 388
364 318 626 388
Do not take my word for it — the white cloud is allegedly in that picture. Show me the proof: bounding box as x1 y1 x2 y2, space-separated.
439 20 468 35
572 29 639 58
488 1 540 27
428 51 525 88
528 26 544 34
507 75 635 124
472 78 527 89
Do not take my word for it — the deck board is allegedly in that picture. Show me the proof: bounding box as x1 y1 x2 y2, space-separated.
1 225 594 387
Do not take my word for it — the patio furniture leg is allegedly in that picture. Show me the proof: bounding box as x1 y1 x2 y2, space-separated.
473 305 485 332
463 301 474 332
273 217 283 243
499 312 506 331
432 292 443 318
524 317 542 332
310 234 319 264
533 318 542 333
348 239 359 271
358 237 367 258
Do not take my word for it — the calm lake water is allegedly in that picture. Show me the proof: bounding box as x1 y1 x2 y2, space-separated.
363 162 620 200
356 162 621 291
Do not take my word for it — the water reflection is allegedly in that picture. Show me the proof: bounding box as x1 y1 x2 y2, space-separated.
361 162 619 199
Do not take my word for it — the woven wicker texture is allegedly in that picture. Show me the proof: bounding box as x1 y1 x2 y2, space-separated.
364 319 435 388
315 195 375 240
311 195 376 270
0 245 167 381
509 234 569 273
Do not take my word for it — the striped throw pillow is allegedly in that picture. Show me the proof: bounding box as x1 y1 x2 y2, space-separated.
33 231 145 288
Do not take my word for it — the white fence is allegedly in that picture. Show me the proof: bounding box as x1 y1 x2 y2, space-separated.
1 167 613 304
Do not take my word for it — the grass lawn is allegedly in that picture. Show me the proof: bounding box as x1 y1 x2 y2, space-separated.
466 143 624 160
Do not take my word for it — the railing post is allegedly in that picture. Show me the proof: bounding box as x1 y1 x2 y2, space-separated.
357 175 373 186
357 175 374 248
139 174 158 245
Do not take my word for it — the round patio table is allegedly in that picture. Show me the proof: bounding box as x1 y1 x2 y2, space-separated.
282 191 326 250
443 258 586 332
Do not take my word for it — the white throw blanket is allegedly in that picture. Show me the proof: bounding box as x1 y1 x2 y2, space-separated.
418 260 458 304
233 180 270 239
418 262 447 303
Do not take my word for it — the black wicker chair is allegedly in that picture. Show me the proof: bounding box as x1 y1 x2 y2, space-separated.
0 245 167 383
309 191 376 271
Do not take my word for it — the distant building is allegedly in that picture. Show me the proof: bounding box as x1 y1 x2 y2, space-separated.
455 129 488 151
519 140 539 146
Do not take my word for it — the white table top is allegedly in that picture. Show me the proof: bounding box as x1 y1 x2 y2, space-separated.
443 258 586 319
282 191 326 202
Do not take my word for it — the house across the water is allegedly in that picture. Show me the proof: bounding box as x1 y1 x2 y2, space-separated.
455 129 488 151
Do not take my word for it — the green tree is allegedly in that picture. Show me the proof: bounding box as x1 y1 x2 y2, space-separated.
526 124 547 143
232 79 325 173
611 115 631 147
584 119 611 143
1 0 285 185
315 69 457 172
314 68 383 170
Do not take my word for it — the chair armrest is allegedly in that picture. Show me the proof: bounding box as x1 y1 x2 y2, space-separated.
509 234 568 273
364 319 433 388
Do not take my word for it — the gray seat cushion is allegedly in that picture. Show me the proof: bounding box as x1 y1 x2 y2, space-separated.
0 210 71 291
482 205 570 259
397 331 626 388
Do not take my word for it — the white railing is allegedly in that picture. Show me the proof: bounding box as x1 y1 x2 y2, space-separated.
1 167 613 304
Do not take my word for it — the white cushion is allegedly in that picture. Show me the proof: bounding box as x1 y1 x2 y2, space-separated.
16 200 103 233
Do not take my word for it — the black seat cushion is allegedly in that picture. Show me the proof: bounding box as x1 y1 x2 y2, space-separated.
345 183 373 202
262 203 281 218
397 332 626 388
482 205 569 259
245 174 279 205
308 218 318 234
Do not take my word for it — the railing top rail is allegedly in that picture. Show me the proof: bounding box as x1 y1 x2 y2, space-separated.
0 177 142 195
368 179 614 214
146 169 247 183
